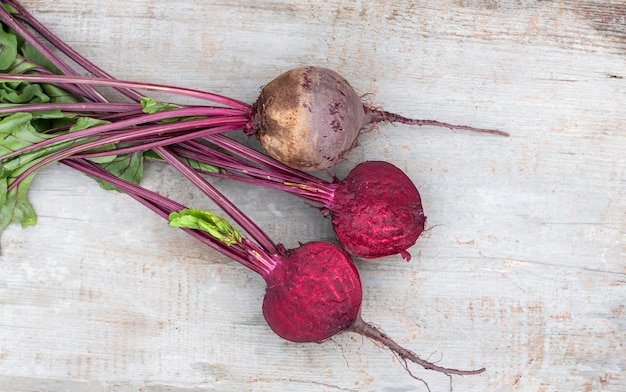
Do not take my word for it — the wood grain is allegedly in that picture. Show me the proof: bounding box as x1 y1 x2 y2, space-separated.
0 0 624 391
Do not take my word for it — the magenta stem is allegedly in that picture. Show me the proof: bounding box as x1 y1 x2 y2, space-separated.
0 73 253 113
170 142 336 204
0 102 143 114
1 107 248 161
205 134 322 183
6 115 249 193
3 0 143 101
0 6 107 102
61 158 273 275
72 124 244 159
153 146 280 258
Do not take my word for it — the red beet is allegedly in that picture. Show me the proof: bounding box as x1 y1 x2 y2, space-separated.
330 161 425 260
161 137 426 261
166 138 427 260
262 241 362 342
64 157 483 386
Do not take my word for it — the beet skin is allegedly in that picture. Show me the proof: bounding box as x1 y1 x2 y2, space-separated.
254 66 366 171
262 241 362 342
330 161 426 261
253 66 508 172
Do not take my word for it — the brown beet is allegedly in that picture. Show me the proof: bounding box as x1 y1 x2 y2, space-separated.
254 66 366 171
253 66 508 172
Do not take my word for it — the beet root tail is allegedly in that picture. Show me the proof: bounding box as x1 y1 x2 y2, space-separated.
365 107 509 137
349 316 486 381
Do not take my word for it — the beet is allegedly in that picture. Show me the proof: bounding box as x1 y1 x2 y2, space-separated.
254 66 365 171
254 66 508 171
64 158 484 387
153 136 426 261
262 241 362 342
162 137 427 260
330 161 425 260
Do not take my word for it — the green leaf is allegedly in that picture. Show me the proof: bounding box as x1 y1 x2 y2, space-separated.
0 112 43 156
0 170 37 233
20 43 62 75
143 149 220 173
93 152 143 191
0 112 79 158
8 56 43 74
29 109 69 120
65 116 146 189
0 26 18 70
140 96 204 123
0 127 89 235
0 112 121 235
0 82 49 104
0 113 95 182
68 116 110 133
169 208 242 246
1 139 75 175
41 83 78 103
1 4 19 13
84 142 119 164
140 96 182 114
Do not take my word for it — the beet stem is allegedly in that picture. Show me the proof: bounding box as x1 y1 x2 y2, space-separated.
153 146 280 256
350 316 486 377
2 0 142 101
205 134 324 184
0 102 143 114
172 139 337 203
6 115 249 193
365 107 509 137
0 73 252 113
1 106 247 161
61 158 254 263
72 124 244 159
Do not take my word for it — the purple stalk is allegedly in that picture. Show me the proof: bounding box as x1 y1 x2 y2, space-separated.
169 142 336 204
0 102 143 114
153 146 280 256
0 73 253 113
204 134 321 183
61 158 276 274
94 108 155 122
7 115 249 193
2 0 142 101
186 136 337 198
0 5 107 102
71 124 245 159
1 106 248 161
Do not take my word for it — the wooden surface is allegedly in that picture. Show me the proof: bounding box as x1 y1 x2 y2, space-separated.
1 1 625 391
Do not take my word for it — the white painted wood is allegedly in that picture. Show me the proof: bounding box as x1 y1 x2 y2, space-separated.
1 0 624 391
